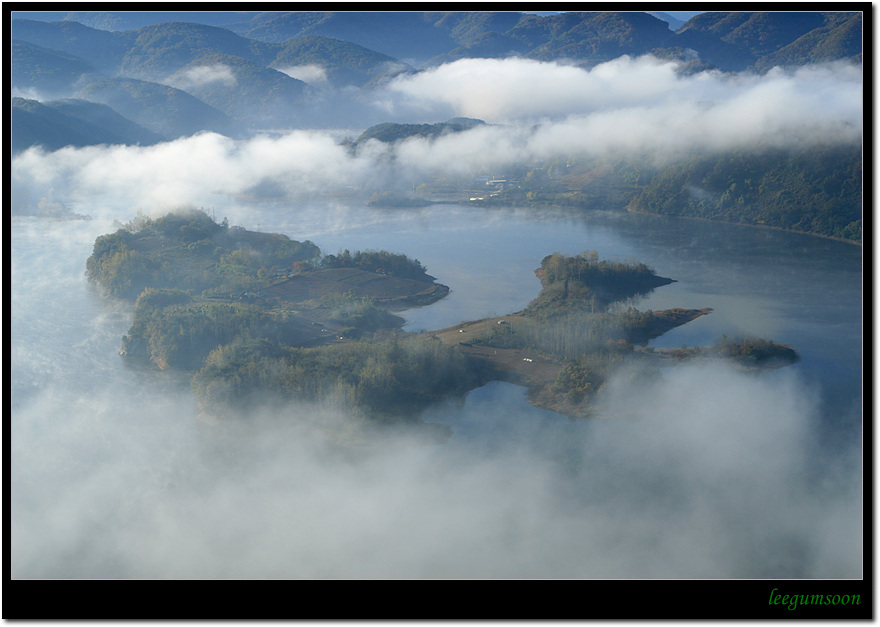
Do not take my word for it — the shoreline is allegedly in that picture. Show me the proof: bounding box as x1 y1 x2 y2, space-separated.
624 206 862 246
395 195 862 246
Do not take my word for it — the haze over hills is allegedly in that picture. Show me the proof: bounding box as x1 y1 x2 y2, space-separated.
11 97 163 153
9 10 865 589
11 10 862 148
10 10 863 241
73 75 241 139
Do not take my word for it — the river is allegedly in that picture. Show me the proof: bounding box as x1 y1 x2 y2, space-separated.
10 202 863 579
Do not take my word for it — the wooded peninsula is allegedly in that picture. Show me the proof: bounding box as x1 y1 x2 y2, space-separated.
87 209 798 443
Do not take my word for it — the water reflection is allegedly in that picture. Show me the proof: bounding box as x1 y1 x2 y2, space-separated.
10 204 863 579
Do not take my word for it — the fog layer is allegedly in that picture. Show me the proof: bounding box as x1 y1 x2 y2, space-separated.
11 57 862 215
10 52 862 580
11 364 861 579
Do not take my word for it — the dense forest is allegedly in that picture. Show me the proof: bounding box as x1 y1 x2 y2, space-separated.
185 249 688 421
86 208 320 299
351 118 486 147
87 210 466 425
527 251 673 314
88 214 797 429
624 145 862 242
88 208 443 363
190 336 482 424
458 145 862 243
12 11 862 145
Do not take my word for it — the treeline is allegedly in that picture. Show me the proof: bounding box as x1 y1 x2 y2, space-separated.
473 311 643 359
351 118 485 146
191 336 483 420
714 333 800 367
468 144 861 243
320 291 405 338
321 248 434 281
525 251 672 316
625 145 862 242
120 287 291 370
86 208 320 299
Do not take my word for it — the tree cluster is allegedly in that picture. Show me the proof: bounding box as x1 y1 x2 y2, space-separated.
525 251 670 316
86 208 320 299
191 336 482 420
626 145 862 242
321 248 433 281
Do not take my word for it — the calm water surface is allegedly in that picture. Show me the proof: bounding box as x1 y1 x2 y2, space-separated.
10 204 863 578
12 203 862 439
245 202 862 439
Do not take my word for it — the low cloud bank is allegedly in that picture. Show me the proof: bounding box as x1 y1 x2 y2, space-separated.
169 63 237 90
10 360 861 579
11 57 862 215
277 64 329 84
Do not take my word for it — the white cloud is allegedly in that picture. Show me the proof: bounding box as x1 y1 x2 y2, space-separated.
384 56 862 129
11 58 862 216
276 64 329 84
169 63 237 91
9 358 861 578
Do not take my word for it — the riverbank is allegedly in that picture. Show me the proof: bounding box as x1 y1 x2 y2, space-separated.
625 206 862 246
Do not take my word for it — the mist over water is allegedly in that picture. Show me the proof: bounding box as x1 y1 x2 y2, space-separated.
10 202 862 579
10 52 862 580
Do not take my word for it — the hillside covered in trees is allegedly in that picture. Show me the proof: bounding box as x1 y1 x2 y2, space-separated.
88 216 797 435
453 144 862 243
87 210 457 415
11 11 862 147
624 145 862 242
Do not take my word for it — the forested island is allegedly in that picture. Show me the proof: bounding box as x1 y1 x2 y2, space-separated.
87 209 798 444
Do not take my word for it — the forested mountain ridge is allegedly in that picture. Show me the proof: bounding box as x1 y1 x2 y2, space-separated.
623 145 863 242
228 10 862 69
675 11 862 70
11 39 97 96
117 21 282 80
270 35 412 87
166 53 309 128
353 118 486 146
73 75 241 139
10 11 862 242
11 17 411 90
11 11 862 84
11 97 163 153
11 11 862 146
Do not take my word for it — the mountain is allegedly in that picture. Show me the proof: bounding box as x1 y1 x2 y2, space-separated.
63 11 263 31
625 145 863 242
428 11 524 46
9 11 864 144
118 22 279 80
167 54 309 128
75 76 241 139
11 97 163 153
510 11 675 63
674 11 862 70
678 11 825 57
354 118 486 145
12 12 863 78
646 12 686 31
10 19 134 72
238 12 461 63
755 12 863 69
11 40 96 96
271 35 412 88
423 31 531 66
